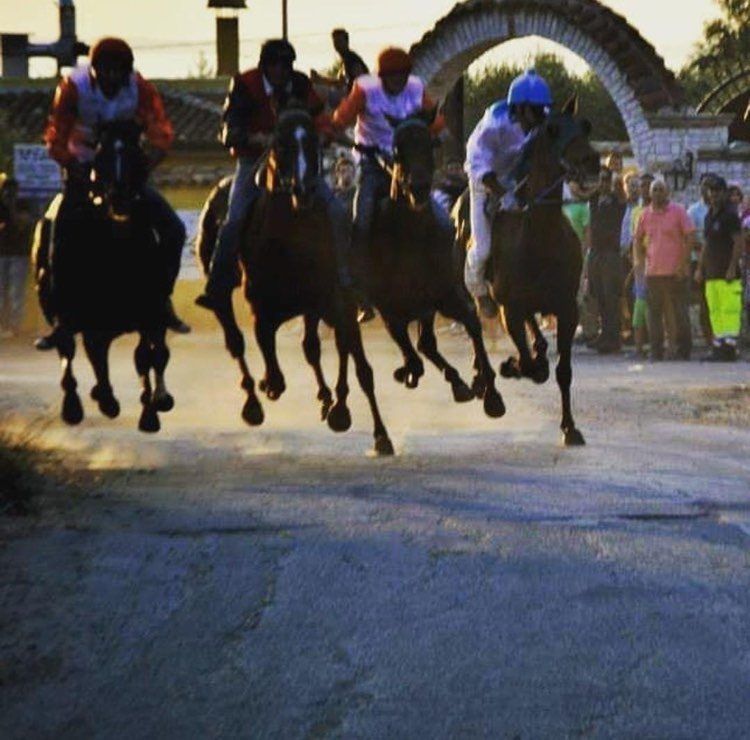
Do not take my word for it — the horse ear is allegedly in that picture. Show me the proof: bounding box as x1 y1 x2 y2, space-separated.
561 93 578 116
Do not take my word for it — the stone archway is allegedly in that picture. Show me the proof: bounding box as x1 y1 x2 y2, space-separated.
697 68 750 143
409 0 685 164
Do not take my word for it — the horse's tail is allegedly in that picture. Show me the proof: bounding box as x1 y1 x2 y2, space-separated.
32 194 64 325
450 187 471 280
195 175 233 276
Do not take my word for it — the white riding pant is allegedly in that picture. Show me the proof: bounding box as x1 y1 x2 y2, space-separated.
464 177 515 298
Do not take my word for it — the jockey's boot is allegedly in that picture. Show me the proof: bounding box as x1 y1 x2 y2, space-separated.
34 324 64 351
476 294 499 319
165 298 191 334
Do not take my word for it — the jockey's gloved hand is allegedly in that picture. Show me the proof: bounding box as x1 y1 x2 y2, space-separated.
481 172 506 197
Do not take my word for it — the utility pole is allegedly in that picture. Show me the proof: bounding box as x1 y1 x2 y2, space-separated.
282 0 288 40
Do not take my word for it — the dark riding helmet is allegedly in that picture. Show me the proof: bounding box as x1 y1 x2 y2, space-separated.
259 39 296 70
90 37 134 73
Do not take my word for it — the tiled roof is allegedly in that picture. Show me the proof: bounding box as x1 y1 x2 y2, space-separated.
0 81 224 150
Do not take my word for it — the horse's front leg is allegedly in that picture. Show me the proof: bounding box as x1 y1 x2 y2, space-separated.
525 314 550 384
501 304 540 382
56 329 83 425
556 306 585 446
148 327 174 413
213 295 263 426
416 314 473 403
302 313 333 421
335 308 393 456
83 331 120 418
134 334 160 433
382 316 424 389
437 291 505 419
254 314 286 401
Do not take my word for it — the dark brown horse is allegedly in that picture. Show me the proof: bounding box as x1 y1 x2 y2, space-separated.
458 97 599 445
34 121 175 432
197 108 393 455
357 116 506 418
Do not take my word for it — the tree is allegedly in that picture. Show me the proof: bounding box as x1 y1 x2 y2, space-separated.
687 0 750 81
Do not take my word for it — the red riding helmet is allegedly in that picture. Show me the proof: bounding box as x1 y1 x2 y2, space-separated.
90 37 135 72
377 47 412 77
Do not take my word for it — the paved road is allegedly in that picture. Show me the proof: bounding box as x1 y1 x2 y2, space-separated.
1 325 749 738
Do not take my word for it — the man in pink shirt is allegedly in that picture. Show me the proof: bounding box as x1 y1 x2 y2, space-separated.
634 179 695 360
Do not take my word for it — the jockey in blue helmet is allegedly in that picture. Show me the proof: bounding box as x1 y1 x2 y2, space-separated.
463 69 552 317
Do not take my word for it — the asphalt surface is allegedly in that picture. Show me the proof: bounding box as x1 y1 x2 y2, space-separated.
1 322 749 739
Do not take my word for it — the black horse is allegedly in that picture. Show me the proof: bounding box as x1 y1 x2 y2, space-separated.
197 108 394 456
33 120 174 432
355 115 505 418
456 96 600 445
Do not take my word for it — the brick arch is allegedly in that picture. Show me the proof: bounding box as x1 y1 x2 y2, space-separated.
409 0 685 162
697 68 750 115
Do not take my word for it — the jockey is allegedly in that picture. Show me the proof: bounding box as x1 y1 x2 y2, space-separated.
37 37 190 349
196 38 350 310
464 69 552 317
332 46 451 321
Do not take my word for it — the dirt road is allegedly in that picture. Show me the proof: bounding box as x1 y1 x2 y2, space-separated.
2 323 749 738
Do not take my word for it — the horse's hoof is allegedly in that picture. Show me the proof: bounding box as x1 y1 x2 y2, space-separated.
153 393 175 413
451 381 474 403
261 377 285 401
562 428 586 446
138 409 160 433
374 435 395 456
242 398 264 426
327 403 352 433
393 366 408 384
91 386 120 419
500 358 521 379
530 363 550 385
483 389 506 419
405 373 420 389
62 392 84 425
320 400 333 422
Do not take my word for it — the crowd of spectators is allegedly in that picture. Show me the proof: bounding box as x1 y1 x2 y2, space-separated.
563 155 750 362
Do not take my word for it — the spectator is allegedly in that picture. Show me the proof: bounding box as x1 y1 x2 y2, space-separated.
697 176 743 361
687 173 715 346
605 148 626 202
727 183 744 214
563 181 596 344
619 172 640 343
0 176 32 338
310 29 369 109
587 166 626 353
634 179 695 361
332 154 356 216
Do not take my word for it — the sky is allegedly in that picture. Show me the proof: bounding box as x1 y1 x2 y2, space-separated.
0 0 719 79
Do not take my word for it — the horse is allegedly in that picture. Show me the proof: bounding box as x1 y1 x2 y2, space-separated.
355 114 505 418
33 120 175 432
456 96 600 446
196 107 394 456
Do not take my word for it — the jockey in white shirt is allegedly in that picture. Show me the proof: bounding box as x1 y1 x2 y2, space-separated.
464 69 552 317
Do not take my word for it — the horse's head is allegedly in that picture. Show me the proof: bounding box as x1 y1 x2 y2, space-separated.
266 107 319 210
386 111 436 210
89 119 149 223
541 95 599 190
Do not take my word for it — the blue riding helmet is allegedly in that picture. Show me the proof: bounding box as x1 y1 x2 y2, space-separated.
507 69 553 107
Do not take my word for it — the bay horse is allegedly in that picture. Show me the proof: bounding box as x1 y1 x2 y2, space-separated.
356 115 505 418
458 96 599 445
196 108 394 456
33 120 175 432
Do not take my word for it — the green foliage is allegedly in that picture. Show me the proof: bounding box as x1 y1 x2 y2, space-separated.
464 53 627 141
0 111 22 175
686 0 750 85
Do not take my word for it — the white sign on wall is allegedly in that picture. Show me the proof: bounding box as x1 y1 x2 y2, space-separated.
13 144 62 199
